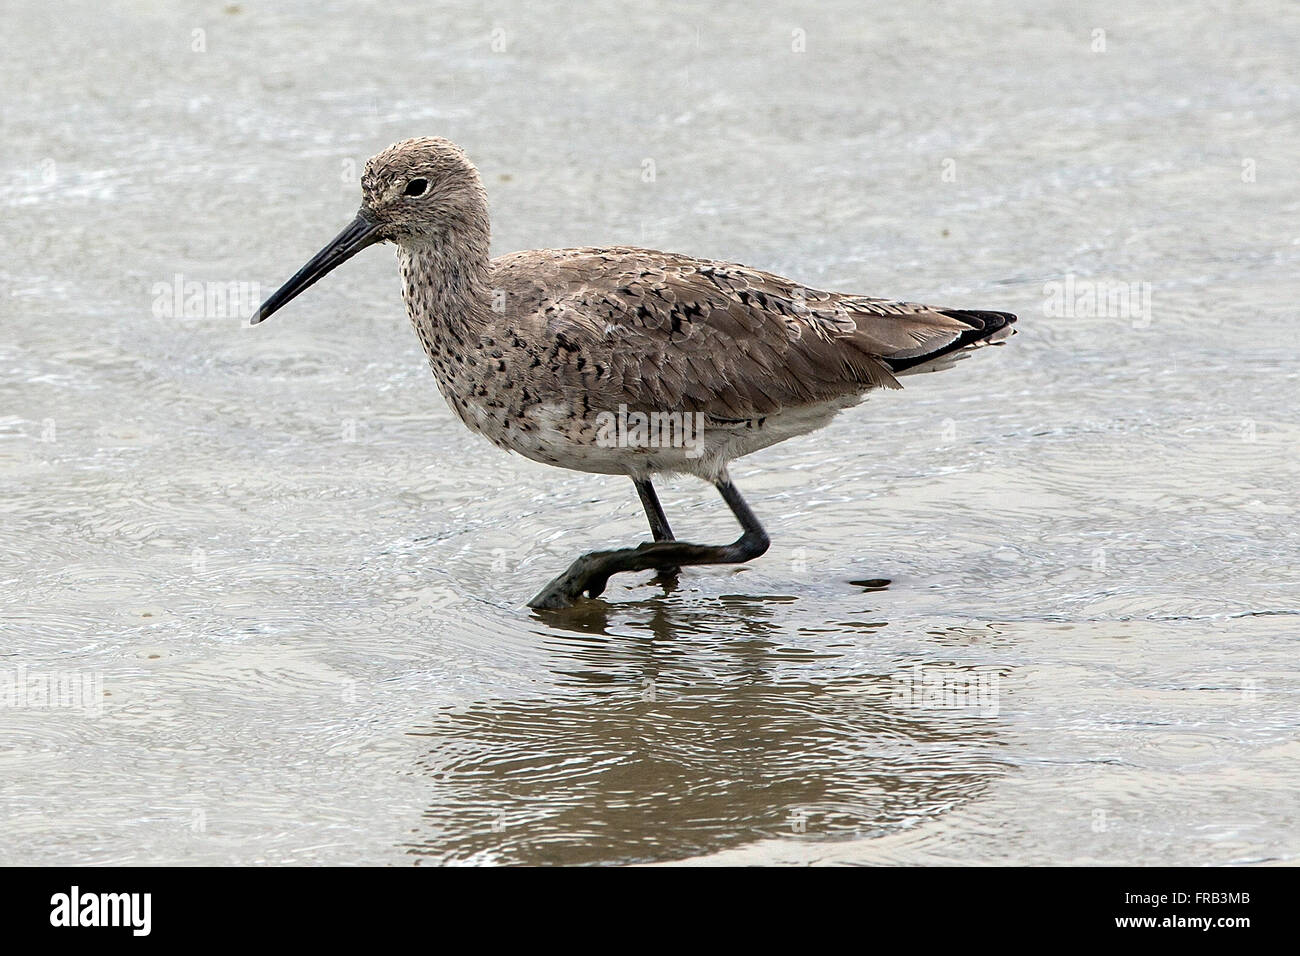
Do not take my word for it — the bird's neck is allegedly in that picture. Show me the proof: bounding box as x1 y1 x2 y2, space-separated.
397 232 492 349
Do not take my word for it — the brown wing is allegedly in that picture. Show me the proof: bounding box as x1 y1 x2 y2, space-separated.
491 246 990 420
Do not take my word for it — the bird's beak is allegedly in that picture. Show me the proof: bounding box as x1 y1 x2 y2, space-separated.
251 209 384 324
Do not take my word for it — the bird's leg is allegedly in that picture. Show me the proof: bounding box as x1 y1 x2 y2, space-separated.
634 477 674 541
633 477 680 578
528 478 770 610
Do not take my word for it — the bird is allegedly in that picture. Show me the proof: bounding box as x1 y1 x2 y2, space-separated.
253 137 1016 609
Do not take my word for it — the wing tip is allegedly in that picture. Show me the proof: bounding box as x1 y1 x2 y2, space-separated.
883 309 1018 373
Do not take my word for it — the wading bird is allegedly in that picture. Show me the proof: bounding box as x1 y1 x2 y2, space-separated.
253 138 1016 609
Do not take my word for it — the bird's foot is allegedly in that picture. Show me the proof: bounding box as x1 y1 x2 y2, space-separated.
528 551 609 609
527 541 685 609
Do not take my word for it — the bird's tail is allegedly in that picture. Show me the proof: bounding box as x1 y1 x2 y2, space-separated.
882 309 1017 375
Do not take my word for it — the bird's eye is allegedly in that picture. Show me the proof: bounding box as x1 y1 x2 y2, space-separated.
403 178 429 197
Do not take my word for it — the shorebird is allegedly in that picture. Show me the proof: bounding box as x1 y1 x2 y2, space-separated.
253 138 1016 609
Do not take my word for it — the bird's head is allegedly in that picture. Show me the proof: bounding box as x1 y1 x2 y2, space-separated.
360 137 488 244
252 137 488 325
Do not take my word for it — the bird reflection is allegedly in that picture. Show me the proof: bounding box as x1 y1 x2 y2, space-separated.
403 600 1009 865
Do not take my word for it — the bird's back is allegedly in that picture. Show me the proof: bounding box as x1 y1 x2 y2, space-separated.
488 246 1015 422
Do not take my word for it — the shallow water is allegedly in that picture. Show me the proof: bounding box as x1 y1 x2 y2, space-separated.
2 0 1298 865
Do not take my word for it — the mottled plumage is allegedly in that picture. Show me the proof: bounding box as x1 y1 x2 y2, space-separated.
255 137 1017 607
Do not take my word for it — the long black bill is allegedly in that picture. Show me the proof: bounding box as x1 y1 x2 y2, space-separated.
251 210 383 324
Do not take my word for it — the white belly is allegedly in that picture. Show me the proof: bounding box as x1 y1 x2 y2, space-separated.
482 397 864 480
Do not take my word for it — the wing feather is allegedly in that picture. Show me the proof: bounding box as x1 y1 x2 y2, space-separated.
490 247 1007 420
